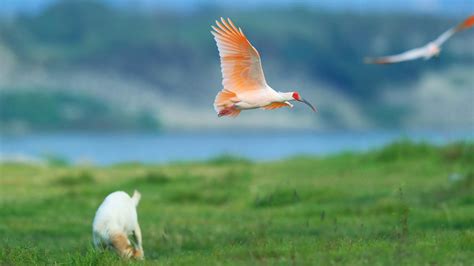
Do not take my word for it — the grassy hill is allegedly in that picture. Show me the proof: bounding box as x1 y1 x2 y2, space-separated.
1 141 473 264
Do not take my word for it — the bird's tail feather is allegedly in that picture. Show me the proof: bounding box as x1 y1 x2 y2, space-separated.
214 89 241 117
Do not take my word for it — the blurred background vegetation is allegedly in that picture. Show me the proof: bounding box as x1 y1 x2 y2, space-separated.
1 0 473 134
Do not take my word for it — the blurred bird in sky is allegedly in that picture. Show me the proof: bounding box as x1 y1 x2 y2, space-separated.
211 18 316 117
365 15 474 64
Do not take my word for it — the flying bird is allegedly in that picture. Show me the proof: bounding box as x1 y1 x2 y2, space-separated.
211 18 316 117
365 15 474 64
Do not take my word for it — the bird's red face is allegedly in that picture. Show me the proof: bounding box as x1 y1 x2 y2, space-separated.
292 92 301 101
292 91 316 112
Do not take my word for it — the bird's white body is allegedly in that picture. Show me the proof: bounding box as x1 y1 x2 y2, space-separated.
424 43 441 59
235 88 291 110
93 191 143 259
366 41 440 64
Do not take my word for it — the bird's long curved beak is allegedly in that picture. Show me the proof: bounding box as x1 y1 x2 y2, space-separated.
300 98 317 112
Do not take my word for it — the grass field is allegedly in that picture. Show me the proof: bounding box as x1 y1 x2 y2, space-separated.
1 141 473 265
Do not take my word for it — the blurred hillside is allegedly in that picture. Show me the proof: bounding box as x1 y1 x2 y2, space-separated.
0 1 473 133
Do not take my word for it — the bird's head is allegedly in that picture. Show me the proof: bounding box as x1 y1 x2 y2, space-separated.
292 91 317 112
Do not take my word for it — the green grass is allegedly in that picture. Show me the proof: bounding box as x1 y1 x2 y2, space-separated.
1 141 473 265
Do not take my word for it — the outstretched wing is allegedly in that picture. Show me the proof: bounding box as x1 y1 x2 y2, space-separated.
434 15 474 46
211 18 267 93
364 46 428 64
263 102 291 110
433 28 456 46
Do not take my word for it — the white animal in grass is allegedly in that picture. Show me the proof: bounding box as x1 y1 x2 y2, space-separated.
92 190 144 259
365 15 474 64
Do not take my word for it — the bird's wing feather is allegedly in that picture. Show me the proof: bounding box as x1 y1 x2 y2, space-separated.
365 46 428 64
433 28 456 46
455 15 474 31
434 15 474 46
211 18 267 93
263 102 291 110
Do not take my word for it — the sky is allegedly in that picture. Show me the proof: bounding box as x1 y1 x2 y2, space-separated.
1 0 473 16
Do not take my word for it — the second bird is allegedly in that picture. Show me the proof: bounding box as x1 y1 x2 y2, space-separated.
365 15 474 64
211 18 316 117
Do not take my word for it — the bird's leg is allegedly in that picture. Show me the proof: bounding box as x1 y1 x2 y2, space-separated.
218 105 238 117
284 101 294 108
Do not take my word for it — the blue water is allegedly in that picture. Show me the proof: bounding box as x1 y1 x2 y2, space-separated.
0 131 472 165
